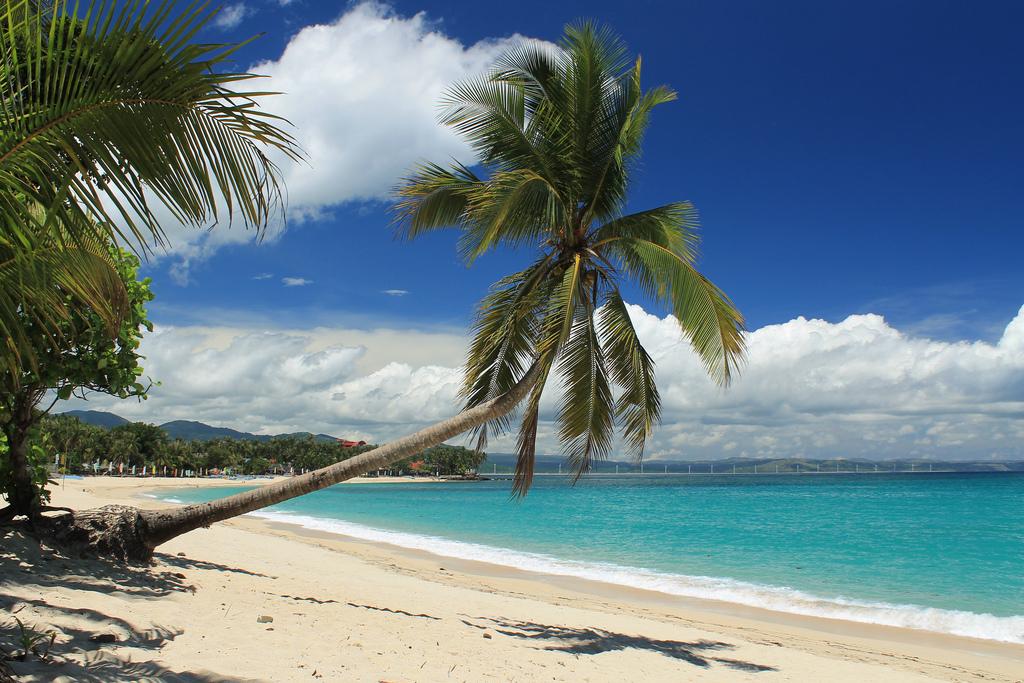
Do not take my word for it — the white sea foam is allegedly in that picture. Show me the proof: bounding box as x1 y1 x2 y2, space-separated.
248 509 1024 644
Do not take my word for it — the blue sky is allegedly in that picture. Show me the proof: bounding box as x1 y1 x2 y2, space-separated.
145 0 1024 341
69 1 1024 460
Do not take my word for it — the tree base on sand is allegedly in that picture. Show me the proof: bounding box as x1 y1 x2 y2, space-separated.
36 506 156 564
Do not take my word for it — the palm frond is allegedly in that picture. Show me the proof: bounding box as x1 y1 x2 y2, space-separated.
440 72 553 175
462 254 555 449
592 202 699 257
556 271 614 481
459 168 564 262
0 0 302 252
584 66 676 221
610 237 745 385
0 218 126 380
509 255 583 495
392 161 480 239
490 40 565 112
511 389 540 497
598 288 660 459
510 355 555 498
0 0 301 368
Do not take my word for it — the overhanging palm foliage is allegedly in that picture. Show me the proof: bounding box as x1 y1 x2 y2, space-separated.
0 0 301 373
396 23 745 494
1 213 127 380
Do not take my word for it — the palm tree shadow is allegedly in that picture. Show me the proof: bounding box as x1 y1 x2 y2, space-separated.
1 528 190 598
0 529 255 681
6 650 254 682
154 552 274 579
463 617 776 672
0 596 212 681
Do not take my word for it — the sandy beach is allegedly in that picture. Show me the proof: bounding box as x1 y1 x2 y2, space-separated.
2 477 1021 682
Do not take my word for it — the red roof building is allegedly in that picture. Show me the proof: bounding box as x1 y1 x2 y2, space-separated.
337 439 367 448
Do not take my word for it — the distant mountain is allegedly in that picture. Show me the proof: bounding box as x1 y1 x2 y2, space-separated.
276 432 340 443
62 410 129 429
59 411 339 443
158 420 267 442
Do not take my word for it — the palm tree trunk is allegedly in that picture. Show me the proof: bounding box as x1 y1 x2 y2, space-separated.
135 362 543 552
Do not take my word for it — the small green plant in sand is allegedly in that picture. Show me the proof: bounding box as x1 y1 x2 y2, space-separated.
3 616 56 663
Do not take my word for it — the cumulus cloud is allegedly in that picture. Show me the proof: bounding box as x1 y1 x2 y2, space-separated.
382 289 409 296
627 304 1024 460
250 2 531 220
144 2 534 276
281 277 313 287
58 305 1024 461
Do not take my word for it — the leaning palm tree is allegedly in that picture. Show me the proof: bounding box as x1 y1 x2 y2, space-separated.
0 0 301 374
49 22 745 562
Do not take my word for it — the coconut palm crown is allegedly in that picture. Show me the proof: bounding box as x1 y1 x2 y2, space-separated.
396 23 746 494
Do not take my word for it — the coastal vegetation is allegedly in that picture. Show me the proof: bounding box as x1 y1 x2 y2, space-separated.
2 1 742 561
20 413 486 477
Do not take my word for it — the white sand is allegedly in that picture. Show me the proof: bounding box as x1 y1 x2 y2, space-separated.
1 477 1021 682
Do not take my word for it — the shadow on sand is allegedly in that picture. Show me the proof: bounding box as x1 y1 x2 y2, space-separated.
154 552 274 579
0 529 255 682
463 616 777 673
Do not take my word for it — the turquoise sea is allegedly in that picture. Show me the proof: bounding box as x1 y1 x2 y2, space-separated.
161 472 1024 643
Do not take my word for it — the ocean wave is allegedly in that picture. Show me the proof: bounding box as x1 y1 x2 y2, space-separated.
249 509 1024 644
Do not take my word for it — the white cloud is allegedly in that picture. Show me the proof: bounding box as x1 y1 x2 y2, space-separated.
282 277 313 287
214 3 252 29
624 303 1024 460
382 289 409 296
61 325 463 441
58 305 1024 461
136 2 538 277
250 2 534 221
252 273 274 280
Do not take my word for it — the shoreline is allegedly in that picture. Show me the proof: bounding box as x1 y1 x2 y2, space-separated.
246 509 1024 648
117 479 1024 662
138 476 1024 647
70 473 455 489
3 476 1021 681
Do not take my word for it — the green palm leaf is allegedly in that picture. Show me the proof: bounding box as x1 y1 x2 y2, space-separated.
592 202 699 257
598 289 661 459
610 237 745 385
0 219 126 380
462 254 555 450
2 0 300 246
459 168 563 263
556 271 614 481
393 161 480 239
